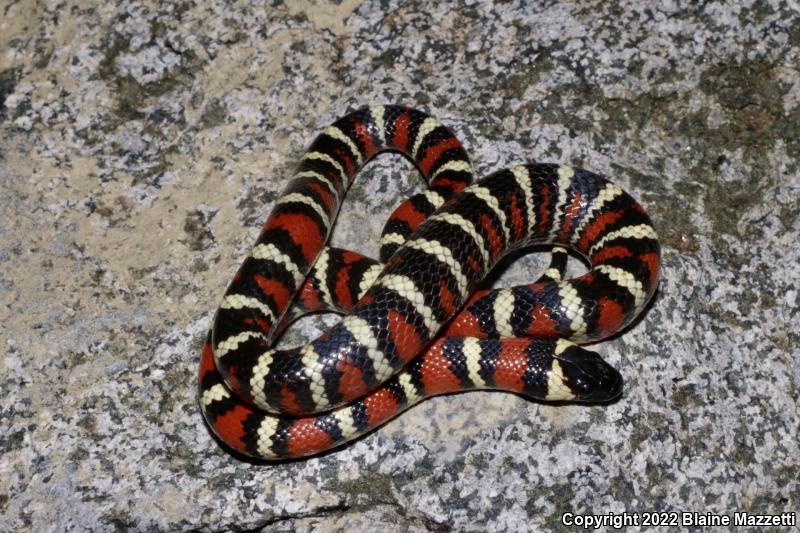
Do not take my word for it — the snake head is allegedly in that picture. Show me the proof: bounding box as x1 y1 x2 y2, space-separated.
550 342 623 403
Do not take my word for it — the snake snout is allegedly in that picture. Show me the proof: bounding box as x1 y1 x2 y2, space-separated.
557 347 623 402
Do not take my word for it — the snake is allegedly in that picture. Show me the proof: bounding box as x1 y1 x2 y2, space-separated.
198 105 660 460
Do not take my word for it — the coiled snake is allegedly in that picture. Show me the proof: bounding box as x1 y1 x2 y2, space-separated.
198 105 660 460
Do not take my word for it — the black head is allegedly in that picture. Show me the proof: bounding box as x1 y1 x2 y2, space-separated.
551 343 623 402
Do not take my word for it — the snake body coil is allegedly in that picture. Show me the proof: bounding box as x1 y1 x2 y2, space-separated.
199 105 660 460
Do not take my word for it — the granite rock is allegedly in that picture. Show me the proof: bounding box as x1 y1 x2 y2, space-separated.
1 0 798 531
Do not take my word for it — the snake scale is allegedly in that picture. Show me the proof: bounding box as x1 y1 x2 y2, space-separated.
198 105 660 460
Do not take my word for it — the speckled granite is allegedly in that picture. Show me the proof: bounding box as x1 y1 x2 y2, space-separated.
1 1 798 531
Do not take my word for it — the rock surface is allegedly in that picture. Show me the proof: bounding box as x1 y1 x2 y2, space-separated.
1 1 798 531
